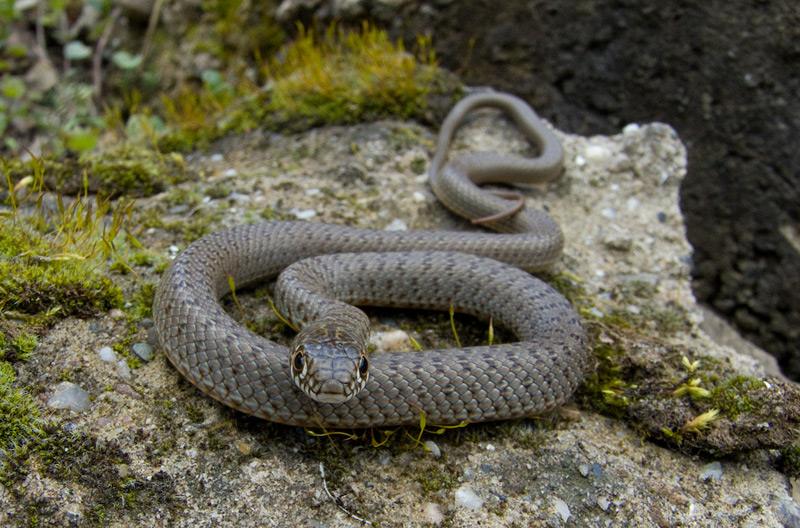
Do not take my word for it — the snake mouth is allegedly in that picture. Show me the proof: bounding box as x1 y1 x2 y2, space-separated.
311 388 351 404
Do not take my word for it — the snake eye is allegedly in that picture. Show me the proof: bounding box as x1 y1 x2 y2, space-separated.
358 355 369 377
292 350 305 372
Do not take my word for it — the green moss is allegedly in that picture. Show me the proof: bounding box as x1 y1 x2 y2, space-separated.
0 361 44 451
130 282 158 319
0 218 124 321
156 22 456 153
3 144 185 199
779 444 800 478
0 425 182 524
417 467 458 494
708 375 763 419
580 342 635 418
265 23 445 129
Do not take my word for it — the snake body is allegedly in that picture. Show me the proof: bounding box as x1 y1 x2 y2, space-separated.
153 92 591 428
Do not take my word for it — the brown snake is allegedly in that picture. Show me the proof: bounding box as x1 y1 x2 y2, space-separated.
153 91 591 428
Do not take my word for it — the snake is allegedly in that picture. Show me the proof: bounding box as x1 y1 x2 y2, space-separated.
152 91 591 428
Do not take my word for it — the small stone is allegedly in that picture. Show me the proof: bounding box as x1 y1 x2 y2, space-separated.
454 486 483 510
574 154 587 167
374 329 412 352
89 322 103 333
109 308 127 319
584 144 611 162
423 440 441 457
554 499 571 523
603 234 633 251
622 123 641 136
210 153 224 161
115 384 141 399
236 442 253 455
485 444 496 451
384 219 408 231
412 191 426 202
579 463 590 477
378 451 392 465
222 168 238 177
47 382 90 412
421 502 444 525
167 204 189 215
116 360 132 379
626 304 641 315
132 342 153 362
138 318 154 329
699 461 723 481
117 464 130 478
290 208 316 220
600 207 617 219
598 497 611 511
98 346 117 362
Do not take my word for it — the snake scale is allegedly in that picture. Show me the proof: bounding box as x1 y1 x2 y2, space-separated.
153 92 591 428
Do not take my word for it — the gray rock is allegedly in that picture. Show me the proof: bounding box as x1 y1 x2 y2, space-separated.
47 382 90 412
132 342 153 362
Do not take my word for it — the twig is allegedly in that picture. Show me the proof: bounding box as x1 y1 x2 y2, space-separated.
140 0 166 62
93 7 122 98
319 463 372 525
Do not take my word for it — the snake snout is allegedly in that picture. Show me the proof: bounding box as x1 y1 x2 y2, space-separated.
290 342 368 404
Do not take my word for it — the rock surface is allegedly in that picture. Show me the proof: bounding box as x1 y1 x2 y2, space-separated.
5 107 795 526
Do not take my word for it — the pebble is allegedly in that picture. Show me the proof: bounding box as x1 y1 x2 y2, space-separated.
47 382 90 412
699 461 723 481
210 153 224 161
412 191 426 202
421 502 444 525
108 308 127 320
598 497 611 511
89 322 103 333
554 499 571 523
132 342 153 362
454 486 483 510
98 346 117 362
222 168 238 177
138 318 155 329
584 144 611 162
290 208 316 220
423 440 441 457
374 329 412 352
115 384 141 400
622 123 641 136
116 360 132 379
167 204 190 215
601 207 617 219
384 219 408 231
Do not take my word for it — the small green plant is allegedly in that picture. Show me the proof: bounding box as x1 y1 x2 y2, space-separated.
0 156 129 323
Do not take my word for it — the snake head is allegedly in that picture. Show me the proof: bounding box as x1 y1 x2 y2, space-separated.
290 337 369 404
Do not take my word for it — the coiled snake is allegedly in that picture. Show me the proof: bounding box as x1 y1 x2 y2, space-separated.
153 92 590 428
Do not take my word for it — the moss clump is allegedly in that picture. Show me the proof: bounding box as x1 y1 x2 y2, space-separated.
265 23 444 129
0 158 128 323
157 22 458 152
0 361 44 452
417 467 458 494
3 144 186 199
0 219 124 320
708 375 763 419
0 331 38 362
